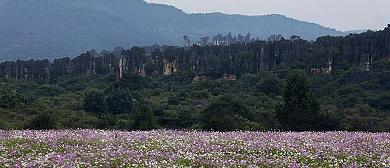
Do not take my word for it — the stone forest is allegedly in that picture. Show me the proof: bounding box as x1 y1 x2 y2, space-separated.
1 25 389 83
1 0 390 166
0 25 390 132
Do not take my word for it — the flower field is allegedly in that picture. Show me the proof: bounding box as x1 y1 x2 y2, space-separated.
0 130 389 167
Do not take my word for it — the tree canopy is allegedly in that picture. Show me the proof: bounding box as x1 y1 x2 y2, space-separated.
277 70 321 131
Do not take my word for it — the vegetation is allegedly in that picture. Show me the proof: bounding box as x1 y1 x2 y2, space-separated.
1 60 390 132
1 26 390 131
276 70 320 131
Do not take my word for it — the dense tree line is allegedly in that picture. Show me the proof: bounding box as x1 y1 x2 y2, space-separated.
1 59 390 131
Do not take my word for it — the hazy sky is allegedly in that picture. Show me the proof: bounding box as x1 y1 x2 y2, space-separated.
145 0 390 31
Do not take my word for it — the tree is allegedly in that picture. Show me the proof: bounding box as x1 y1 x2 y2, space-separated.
0 89 19 109
237 34 244 43
105 89 136 115
276 70 320 131
255 73 282 96
168 94 181 105
245 33 251 43
28 111 57 130
107 74 142 92
201 94 252 131
132 103 158 130
0 119 7 130
83 89 105 115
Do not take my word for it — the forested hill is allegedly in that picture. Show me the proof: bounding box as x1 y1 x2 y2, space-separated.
0 0 346 61
0 25 389 82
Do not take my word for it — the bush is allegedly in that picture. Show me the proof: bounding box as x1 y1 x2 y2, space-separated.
201 94 252 131
97 114 117 129
255 75 282 96
0 90 20 109
131 103 158 130
105 89 137 115
106 74 142 92
374 93 390 111
27 112 57 130
83 89 105 115
168 95 180 105
191 89 211 99
34 85 65 97
117 119 130 130
57 110 99 129
0 119 7 130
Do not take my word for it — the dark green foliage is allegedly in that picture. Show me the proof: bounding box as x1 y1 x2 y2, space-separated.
201 94 252 131
168 95 180 105
254 109 280 130
372 61 390 71
2 27 390 131
190 89 211 99
0 119 7 130
57 110 99 129
161 72 194 85
367 93 390 112
97 114 118 129
132 103 158 131
239 74 262 87
317 105 343 131
2 58 390 132
196 79 231 96
0 90 19 109
1 64 390 131
33 85 65 97
83 89 105 115
274 67 290 79
27 111 57 130
255 74 282 96
107 74 142 92
277 70 321 131
105 89 136 115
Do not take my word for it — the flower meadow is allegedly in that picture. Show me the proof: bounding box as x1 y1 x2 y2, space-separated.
0 130 389 167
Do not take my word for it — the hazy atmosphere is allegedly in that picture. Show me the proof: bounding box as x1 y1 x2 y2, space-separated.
1 0 390 167
146 0 390 31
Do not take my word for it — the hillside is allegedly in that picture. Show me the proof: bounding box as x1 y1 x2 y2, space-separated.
1 26 390 132
0 0 346 61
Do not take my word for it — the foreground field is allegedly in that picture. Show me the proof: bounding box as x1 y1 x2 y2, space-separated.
0 130 389 167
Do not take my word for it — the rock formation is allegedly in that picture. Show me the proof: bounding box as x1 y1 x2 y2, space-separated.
1 26 390 82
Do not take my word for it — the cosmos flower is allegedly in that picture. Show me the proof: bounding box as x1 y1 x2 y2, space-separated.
0 130 389 167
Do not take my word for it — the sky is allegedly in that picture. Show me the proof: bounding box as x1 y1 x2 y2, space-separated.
145 0 390 31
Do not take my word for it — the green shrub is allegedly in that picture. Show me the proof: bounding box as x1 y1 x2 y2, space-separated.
191 89 211 99
168 95 180 105
105 89 137 115
201 94 252 131
83 89 105 115
97 114 117 129
27 112 57 130
132 103 158 130
0 119 7 130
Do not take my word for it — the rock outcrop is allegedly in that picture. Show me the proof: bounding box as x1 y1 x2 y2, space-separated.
1 26 390 82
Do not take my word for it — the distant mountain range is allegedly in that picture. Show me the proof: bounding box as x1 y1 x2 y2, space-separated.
0 0 353 61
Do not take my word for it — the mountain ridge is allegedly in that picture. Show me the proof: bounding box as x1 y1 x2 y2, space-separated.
0 0 346 61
